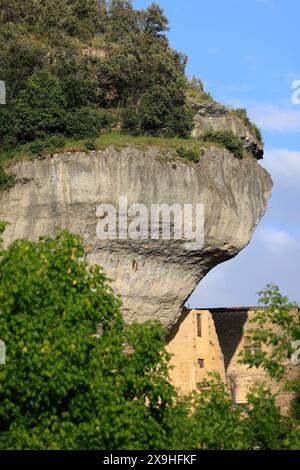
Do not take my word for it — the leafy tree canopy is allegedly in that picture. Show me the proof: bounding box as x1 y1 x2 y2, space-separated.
0 226 299 450
0 0 194 154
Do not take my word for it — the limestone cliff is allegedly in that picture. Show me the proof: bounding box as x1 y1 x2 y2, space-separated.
192 101 264 160
0 145 272 328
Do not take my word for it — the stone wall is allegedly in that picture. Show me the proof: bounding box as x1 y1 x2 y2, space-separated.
167 308 297 413
167 309 225 393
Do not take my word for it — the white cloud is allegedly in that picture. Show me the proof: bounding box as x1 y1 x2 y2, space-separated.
257 226 298 254
188 224 300 308
215 97 300 134
249 102 300 132
262 148 300 187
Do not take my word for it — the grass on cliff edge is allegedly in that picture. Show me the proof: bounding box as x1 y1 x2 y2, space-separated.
1 132 220 168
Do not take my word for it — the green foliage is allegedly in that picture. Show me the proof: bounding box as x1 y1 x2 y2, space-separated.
241 284 299 379
0 229 182 450
29 135 66 156
84 140 97 151
0 30 46 98
105 1 169 41
0 165 15 191
243 385 293 450
116 36 194 137
13 69 67 143
241 284 300 449
181 376 247 450
65 108 110 139
186 76 214 104
0 234 298 450
122 97 194 138
140 3 169 37
0 0 102 38
202 130 245 158
231 108 263 145
0 0 193 152
176 146 202 162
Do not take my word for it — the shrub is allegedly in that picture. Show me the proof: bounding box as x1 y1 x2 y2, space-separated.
231 108 263 145
0 229 180 450
29 141 48 156
202 130 245 159
243 385 293 450
13 69 67 142
0 232 297 451
122 87 194 138
0 165 15 191
0 0 195 155
181 375 247 450
84 140 97 151
0 107 18 151
65 107 110 139
186 77 214 104
47 134 66 149
176 146 202 163
29 135 66 155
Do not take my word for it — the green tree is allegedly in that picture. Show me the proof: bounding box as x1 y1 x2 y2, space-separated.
241 284 300 379
0 232 297 450
13 69 67 142
241 284 300 448
139 3 169 37
117 36 194 137
181 376 247 450
106 0 137 40
65 107 111 138
242 385 293 450
0 226 181 450
0 31 46 99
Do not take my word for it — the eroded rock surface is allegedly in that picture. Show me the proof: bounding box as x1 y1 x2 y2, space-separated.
192 102 264 160
0 146 272 328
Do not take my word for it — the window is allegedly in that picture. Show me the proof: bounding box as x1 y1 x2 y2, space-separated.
196 313 202 337
198 359 204 368
243 336 252 352
243 336 261 354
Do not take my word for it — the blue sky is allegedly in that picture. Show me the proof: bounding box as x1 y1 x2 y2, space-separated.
133 0 300 306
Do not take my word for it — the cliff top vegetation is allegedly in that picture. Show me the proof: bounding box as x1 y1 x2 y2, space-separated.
0 0 262 186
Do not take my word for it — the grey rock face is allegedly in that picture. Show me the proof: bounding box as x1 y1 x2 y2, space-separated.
0 146 272 328
192 102 264 160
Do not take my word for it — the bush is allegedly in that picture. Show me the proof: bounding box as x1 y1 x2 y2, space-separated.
0 107 18 151
29 135 66 156
0 231 298 451
176 146 202 163
65 107 110 139
122 86 194 138
29 141 48 156
13 69 67 143
84 140 97 151
181 376 247 450
202 130 245 159
231 108 263 145
0 228 181 450
0 0 196 155
243 386 293 450
0 165 15 191
47 134 66 148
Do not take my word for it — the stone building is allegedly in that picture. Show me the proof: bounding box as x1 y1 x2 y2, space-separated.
167 308 297 412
